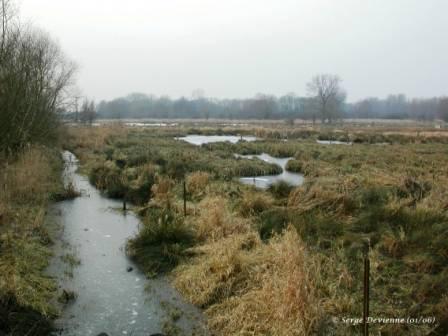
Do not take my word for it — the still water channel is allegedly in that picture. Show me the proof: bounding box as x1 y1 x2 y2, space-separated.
48 151 206 336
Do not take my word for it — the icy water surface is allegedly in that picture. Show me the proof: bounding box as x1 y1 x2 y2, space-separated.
235 153 304 189
317 140 352 145
177 134 257 145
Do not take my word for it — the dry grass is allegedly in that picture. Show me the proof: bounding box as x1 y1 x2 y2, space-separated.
206 228 321 336
194 196 250 242
64 125 129 165
173 233 260 308
186 171 210 198
151 176 175 208
1 146 58 205
0 146 62 317
381 229 406 258
65 124 127 152
287 176 360 216
174 227 353 335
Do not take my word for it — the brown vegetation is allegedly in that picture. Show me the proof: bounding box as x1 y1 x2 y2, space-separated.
66 125 448 335
0 146 65 334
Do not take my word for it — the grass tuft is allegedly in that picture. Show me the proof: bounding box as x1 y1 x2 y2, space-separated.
126 209 195 275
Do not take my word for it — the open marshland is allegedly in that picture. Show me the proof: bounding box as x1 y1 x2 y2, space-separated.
3 1 448 334
59 124 448 336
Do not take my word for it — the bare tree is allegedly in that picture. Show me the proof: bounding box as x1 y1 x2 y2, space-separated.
0 1 76 153
307 74 346 124
80 99 97 125
1 0 10 53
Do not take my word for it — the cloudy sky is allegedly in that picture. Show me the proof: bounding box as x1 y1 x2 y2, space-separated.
20 0 448 102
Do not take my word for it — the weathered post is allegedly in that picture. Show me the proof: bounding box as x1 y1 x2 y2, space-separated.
183 179 187 217
363 247 370 336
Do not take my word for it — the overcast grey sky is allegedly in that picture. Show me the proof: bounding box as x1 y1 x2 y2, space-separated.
20 0 448 102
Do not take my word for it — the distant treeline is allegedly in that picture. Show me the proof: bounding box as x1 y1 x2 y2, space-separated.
91 93 448 121
349 95 448 121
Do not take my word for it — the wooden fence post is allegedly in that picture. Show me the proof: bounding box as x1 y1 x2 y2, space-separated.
363 249 370 336
183 179 187 217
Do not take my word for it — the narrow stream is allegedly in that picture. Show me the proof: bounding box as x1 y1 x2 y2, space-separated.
48 151 206 336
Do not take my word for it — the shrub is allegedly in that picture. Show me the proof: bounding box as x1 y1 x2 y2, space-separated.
397 176 431 201
127 152 152 167
268 180 294 198
292 211 344 243
126 209 194 275
317 133 338 141
233 158 282 177
89 163 127 198
358 186 390 207
127 164 156 205
285 159 303 173
257 208 289 240
104 147 114 160
50 182 81 202
165 158 187 179
352 205 387 233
